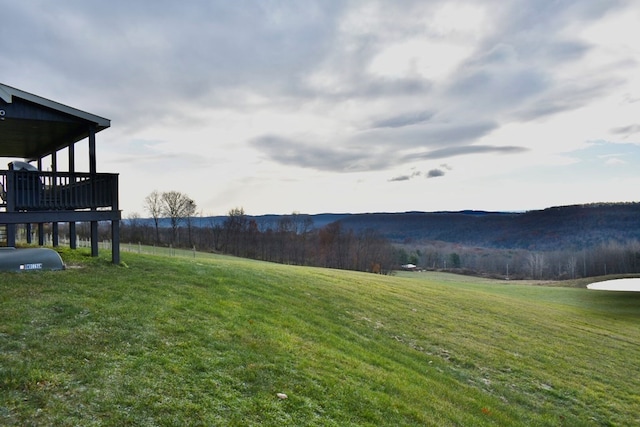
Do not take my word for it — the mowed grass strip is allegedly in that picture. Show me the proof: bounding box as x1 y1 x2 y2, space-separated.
1 248 640 426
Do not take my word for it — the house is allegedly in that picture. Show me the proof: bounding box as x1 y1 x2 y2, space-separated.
0 83 120 263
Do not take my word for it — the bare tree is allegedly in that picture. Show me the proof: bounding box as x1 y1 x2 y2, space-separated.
527 252 546 279
222 207 247 256
566 254 578 279
144 190 163 244
184 201 197 248
161 191 196 245
124 211 145 243
208 218 224 251
291 212 313 264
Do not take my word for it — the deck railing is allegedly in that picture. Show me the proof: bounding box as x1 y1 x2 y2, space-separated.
0 170 118 211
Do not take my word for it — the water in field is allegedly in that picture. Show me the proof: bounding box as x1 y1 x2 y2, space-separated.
587 278 640 291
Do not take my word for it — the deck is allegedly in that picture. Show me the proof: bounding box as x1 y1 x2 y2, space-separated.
0 170 120 260
1 170 119 212
1 82 120 263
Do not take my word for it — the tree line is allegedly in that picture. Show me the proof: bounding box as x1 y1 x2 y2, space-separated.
113 190 640 280
122 192 397 274
397 240 640 280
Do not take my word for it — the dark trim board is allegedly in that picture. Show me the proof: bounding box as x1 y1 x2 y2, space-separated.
0 210 120 223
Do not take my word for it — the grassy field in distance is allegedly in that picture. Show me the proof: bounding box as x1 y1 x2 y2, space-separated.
1 247 639 426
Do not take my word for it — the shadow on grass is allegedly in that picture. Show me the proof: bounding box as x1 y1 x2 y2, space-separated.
576 289 640 319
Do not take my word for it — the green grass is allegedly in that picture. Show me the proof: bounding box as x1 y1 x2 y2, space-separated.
2 248 640 426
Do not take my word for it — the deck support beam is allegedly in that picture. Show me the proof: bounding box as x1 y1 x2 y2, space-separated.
68 143 77 249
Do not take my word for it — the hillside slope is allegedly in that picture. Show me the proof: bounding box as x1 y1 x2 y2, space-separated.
2 249 640 425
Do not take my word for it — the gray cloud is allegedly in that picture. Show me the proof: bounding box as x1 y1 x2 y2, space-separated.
388 171 421 182
388 175 411 182
2 1 625 117
351 120 499 152
371 111 434 129
446 42 609 123
251 119 500 173
0 1 346 128
0 0 634 183
389 167 447 181
410 145 529 161
251 135 396 172
338 77 432 100
439 1 630 124
427 169 445 178
447 46 550 110
611 124 640 136
514 77 624 121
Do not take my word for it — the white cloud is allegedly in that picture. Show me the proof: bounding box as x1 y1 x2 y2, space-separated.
368 38 472 81
604 157 627 166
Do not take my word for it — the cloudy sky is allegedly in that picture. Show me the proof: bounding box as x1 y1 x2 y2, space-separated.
1 0 639 216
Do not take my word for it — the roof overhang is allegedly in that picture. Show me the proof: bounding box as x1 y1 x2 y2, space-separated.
0 83 110 160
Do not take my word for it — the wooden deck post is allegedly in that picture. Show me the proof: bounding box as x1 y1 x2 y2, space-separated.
111 173 120 264
37 159 45 246
112 220 120 264
68 143 77 249
6 169 16 247
89 125 99 257
51 153 59 247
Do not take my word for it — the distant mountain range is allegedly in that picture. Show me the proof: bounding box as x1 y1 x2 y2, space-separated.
335 203 640 250
129 202 640 251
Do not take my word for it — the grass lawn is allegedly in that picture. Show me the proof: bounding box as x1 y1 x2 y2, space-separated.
1 248 640 426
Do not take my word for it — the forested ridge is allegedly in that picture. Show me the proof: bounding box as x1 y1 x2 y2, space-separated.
120 202 640 279
336 202 640 250
135 202 640 251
